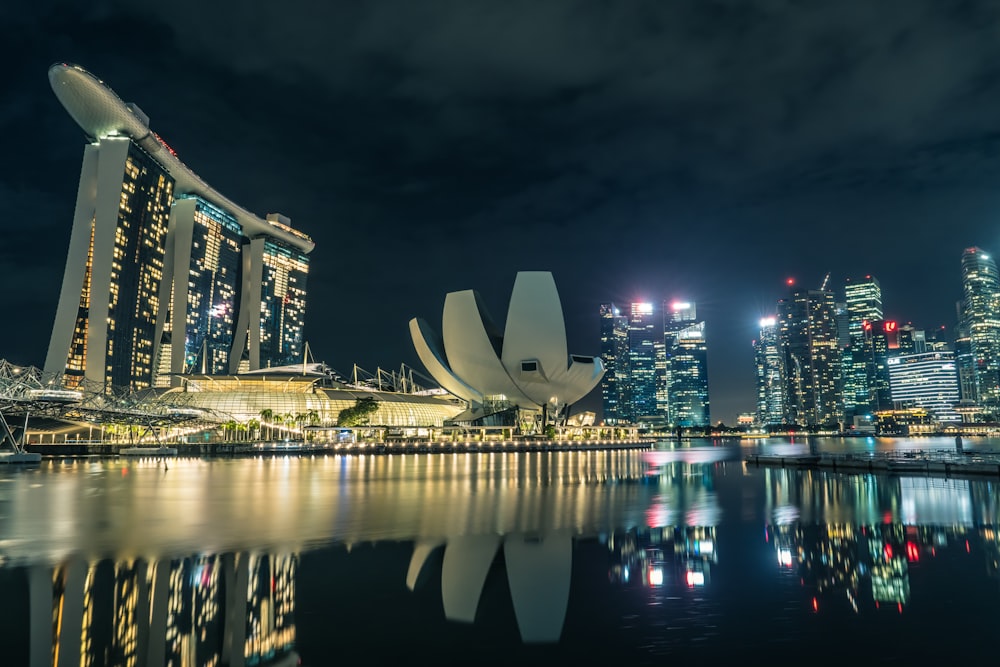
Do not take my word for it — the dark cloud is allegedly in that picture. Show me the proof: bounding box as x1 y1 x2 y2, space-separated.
4 1 1000 421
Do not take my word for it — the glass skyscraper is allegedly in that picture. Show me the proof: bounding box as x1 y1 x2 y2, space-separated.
754 317 785 426
599 303 629 424
959 247 1000 418
664 302 710 428
626 302 663 425
777 285 842 426
843 275 883 417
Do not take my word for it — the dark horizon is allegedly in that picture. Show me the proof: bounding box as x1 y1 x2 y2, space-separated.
4 2 1000 423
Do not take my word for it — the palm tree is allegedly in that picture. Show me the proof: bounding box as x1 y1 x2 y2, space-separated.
259 409 274 441
247 419 261 441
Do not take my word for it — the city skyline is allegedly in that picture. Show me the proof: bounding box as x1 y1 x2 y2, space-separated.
6 4 1000 423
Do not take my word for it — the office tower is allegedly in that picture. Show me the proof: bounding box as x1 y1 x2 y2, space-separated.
896 324 926 355
958 247 1000 418
45 64 314 391
887 351 961 423
777 283 842 426
754 316 785 426
861 320 896 412
626 302 663 425
663 301 710 427
599 303 629 424
843 276 883 417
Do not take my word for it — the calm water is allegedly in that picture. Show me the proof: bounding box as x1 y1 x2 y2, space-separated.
1 436 999 665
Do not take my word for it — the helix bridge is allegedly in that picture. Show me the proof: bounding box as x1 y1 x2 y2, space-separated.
0 359 227 452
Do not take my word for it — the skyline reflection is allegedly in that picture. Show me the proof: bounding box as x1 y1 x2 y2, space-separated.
1 447 999 662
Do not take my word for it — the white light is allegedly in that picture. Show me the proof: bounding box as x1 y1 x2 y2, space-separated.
685 570 705 587
672 301 691 310
635 303 653 314
648 567 664 587
778 548 793 567
760 317 776 327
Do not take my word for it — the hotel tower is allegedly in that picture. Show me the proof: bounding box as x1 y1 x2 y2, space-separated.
44 64 314 391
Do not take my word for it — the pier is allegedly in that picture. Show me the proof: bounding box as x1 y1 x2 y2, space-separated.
745 450 1000 478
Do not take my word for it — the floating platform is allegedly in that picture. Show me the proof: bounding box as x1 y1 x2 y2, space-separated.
0 451 42 464
745 452 1000 478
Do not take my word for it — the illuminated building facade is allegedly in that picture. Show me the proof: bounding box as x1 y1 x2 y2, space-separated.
843 276 883 418
626 302 663 425
777 284 842 426
959 247 1000 419
663 301 710 428
45 136 174 390
258 230 309 369
599 303 629 424
45 64 314 392
887 351 961 422
754 317 785 426
862 319 897 413
156 195 243 381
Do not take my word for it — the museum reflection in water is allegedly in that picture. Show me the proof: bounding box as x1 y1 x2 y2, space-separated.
27 551 297 667
5 448 1000 663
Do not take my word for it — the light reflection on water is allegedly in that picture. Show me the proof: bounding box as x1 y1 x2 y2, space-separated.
0 439 998 664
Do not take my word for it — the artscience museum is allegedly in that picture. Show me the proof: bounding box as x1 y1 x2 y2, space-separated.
409 272 604 426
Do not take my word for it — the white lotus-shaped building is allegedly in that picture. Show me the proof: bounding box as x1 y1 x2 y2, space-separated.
409 271 604 420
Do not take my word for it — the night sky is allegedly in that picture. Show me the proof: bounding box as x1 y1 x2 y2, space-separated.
4 1 1000 423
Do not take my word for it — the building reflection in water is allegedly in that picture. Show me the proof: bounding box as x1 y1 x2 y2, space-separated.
761 467 1000 614
403 447 727 643
7 449 1000 658
32 551 297 667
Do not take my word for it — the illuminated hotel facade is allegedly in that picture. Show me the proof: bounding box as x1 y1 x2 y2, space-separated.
44 64 314 391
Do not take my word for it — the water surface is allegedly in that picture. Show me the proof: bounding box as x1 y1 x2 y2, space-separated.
1 437 998 665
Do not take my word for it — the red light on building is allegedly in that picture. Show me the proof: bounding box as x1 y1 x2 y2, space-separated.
884 321 897 333
812 597 818 612
863 320 872 331
884 544 893 560
786 278 795 286
905 541 919 562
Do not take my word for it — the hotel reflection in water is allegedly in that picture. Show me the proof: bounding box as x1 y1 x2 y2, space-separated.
34 551 296 667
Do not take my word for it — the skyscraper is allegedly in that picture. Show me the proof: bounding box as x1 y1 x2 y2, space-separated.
663 301 710 428
626 302 663 425
598 303 629 424
754 317 785 426
958 247 1000 418
777 282 842 426
44 64 314 391
861 320 896 412
843 276 883 417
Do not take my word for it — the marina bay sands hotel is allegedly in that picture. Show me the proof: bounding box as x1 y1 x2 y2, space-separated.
44 63 315 391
